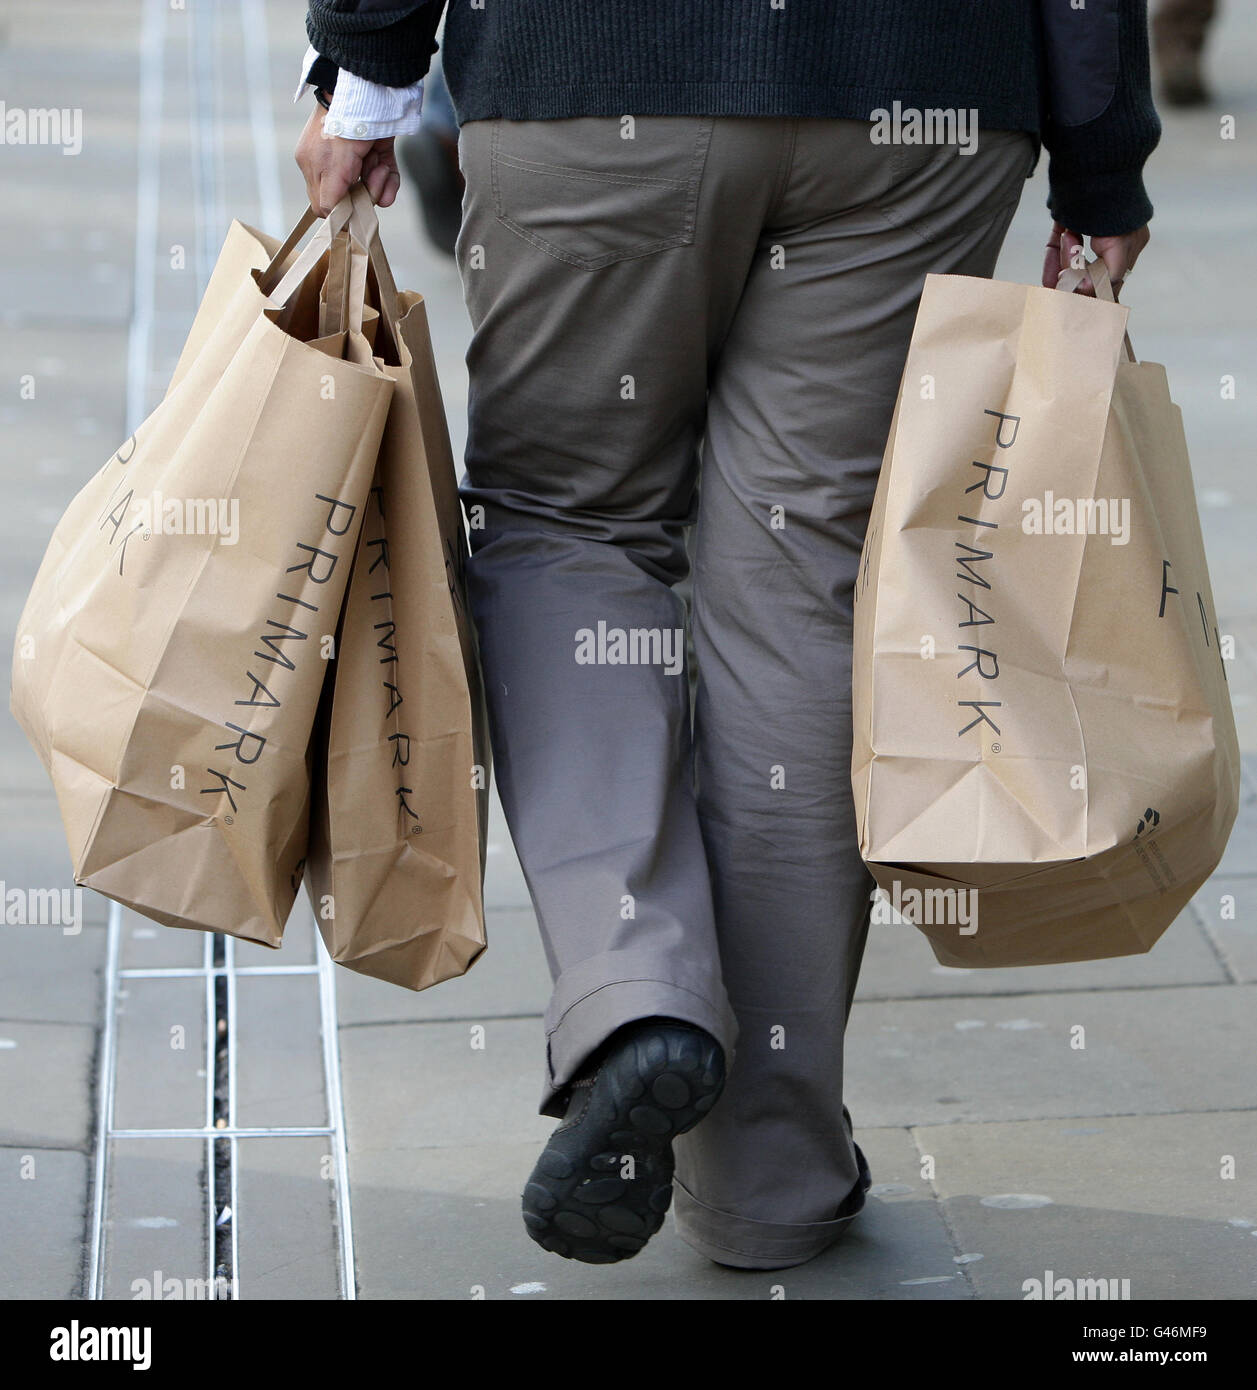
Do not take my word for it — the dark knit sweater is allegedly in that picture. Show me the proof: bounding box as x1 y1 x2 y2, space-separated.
305 1 1161 238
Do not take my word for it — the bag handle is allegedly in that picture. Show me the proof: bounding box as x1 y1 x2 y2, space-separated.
331 183 402 361
258 199 350 299
258 205 321 292
319 229 374 340
257 187 401 348
345 183 402 334
262 197 357 312
1056 258 1137 364
320 229 352 337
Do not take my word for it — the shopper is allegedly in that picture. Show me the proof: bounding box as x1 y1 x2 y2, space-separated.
295 0 1159 1270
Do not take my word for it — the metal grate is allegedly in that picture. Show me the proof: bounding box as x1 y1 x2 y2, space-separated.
87 912 356 1299
85 0 355 1301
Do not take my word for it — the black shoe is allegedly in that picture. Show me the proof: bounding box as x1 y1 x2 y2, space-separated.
522 1018 726 1264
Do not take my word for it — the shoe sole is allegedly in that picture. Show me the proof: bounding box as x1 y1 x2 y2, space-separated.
522 1025 725 1264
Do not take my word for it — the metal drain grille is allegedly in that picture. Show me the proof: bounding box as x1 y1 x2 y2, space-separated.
88 916 356 1299
85 0 355 1301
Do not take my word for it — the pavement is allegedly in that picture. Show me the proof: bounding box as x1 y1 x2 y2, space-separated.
1 1 1254 1302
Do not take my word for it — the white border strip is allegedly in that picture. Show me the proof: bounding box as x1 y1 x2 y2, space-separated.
89 0 167 1301
317 930 357 1300
240 0 285 236
89 0 358 1302
123 0 166 439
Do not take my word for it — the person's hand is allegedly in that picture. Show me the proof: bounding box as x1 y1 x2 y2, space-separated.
1042 221 1150 299
294 103 400 217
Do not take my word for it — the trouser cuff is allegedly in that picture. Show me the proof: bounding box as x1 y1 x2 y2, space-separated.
540 976 738 1119
671 1170 868 1270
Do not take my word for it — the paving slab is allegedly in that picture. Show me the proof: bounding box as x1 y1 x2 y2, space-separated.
102 1137 209 1301
111 977 207 1133
0 1145 89 1298
0 792 108 926
1192 877 1257 983
335 907 549 1026
482 839 533 913
1215 754 1257 875
0 920 103 1026
481 783 532 912
857 906 1227 1001
348 1126 970 1300
0 1020 94 1149
915 1113 1257 1300
1224 616 1257 753
340 1017 555 1154
845 984 1257 1128
0 714 62 800
234 1137 340 1300
119 911 207 971
0 323 130 559
235 974 327 1132
234 902 318 968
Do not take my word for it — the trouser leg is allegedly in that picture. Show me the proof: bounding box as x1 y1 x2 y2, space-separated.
454 115 778 1117
671 122 1036 1267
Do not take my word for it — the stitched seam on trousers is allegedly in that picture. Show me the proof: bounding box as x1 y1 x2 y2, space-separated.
545 977 724 1039
489 116 714 269
876 182 1025 247
495 151 690 190
492 217 692 268
878 139 1035 246
763 116 798 225
679 116 716 242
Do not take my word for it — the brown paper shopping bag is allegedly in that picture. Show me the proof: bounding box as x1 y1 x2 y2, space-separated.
10 193 394 946
302 199 490 991
852 260 1240 967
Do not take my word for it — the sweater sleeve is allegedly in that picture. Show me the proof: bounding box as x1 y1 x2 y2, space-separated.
1038 0 1163 237
306 1 446 88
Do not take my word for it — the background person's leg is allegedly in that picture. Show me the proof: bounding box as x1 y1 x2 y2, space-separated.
455 115 782 1118
672 123 1037 1269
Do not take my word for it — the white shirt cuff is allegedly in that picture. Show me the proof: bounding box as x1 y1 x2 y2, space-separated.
294 44 425 139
